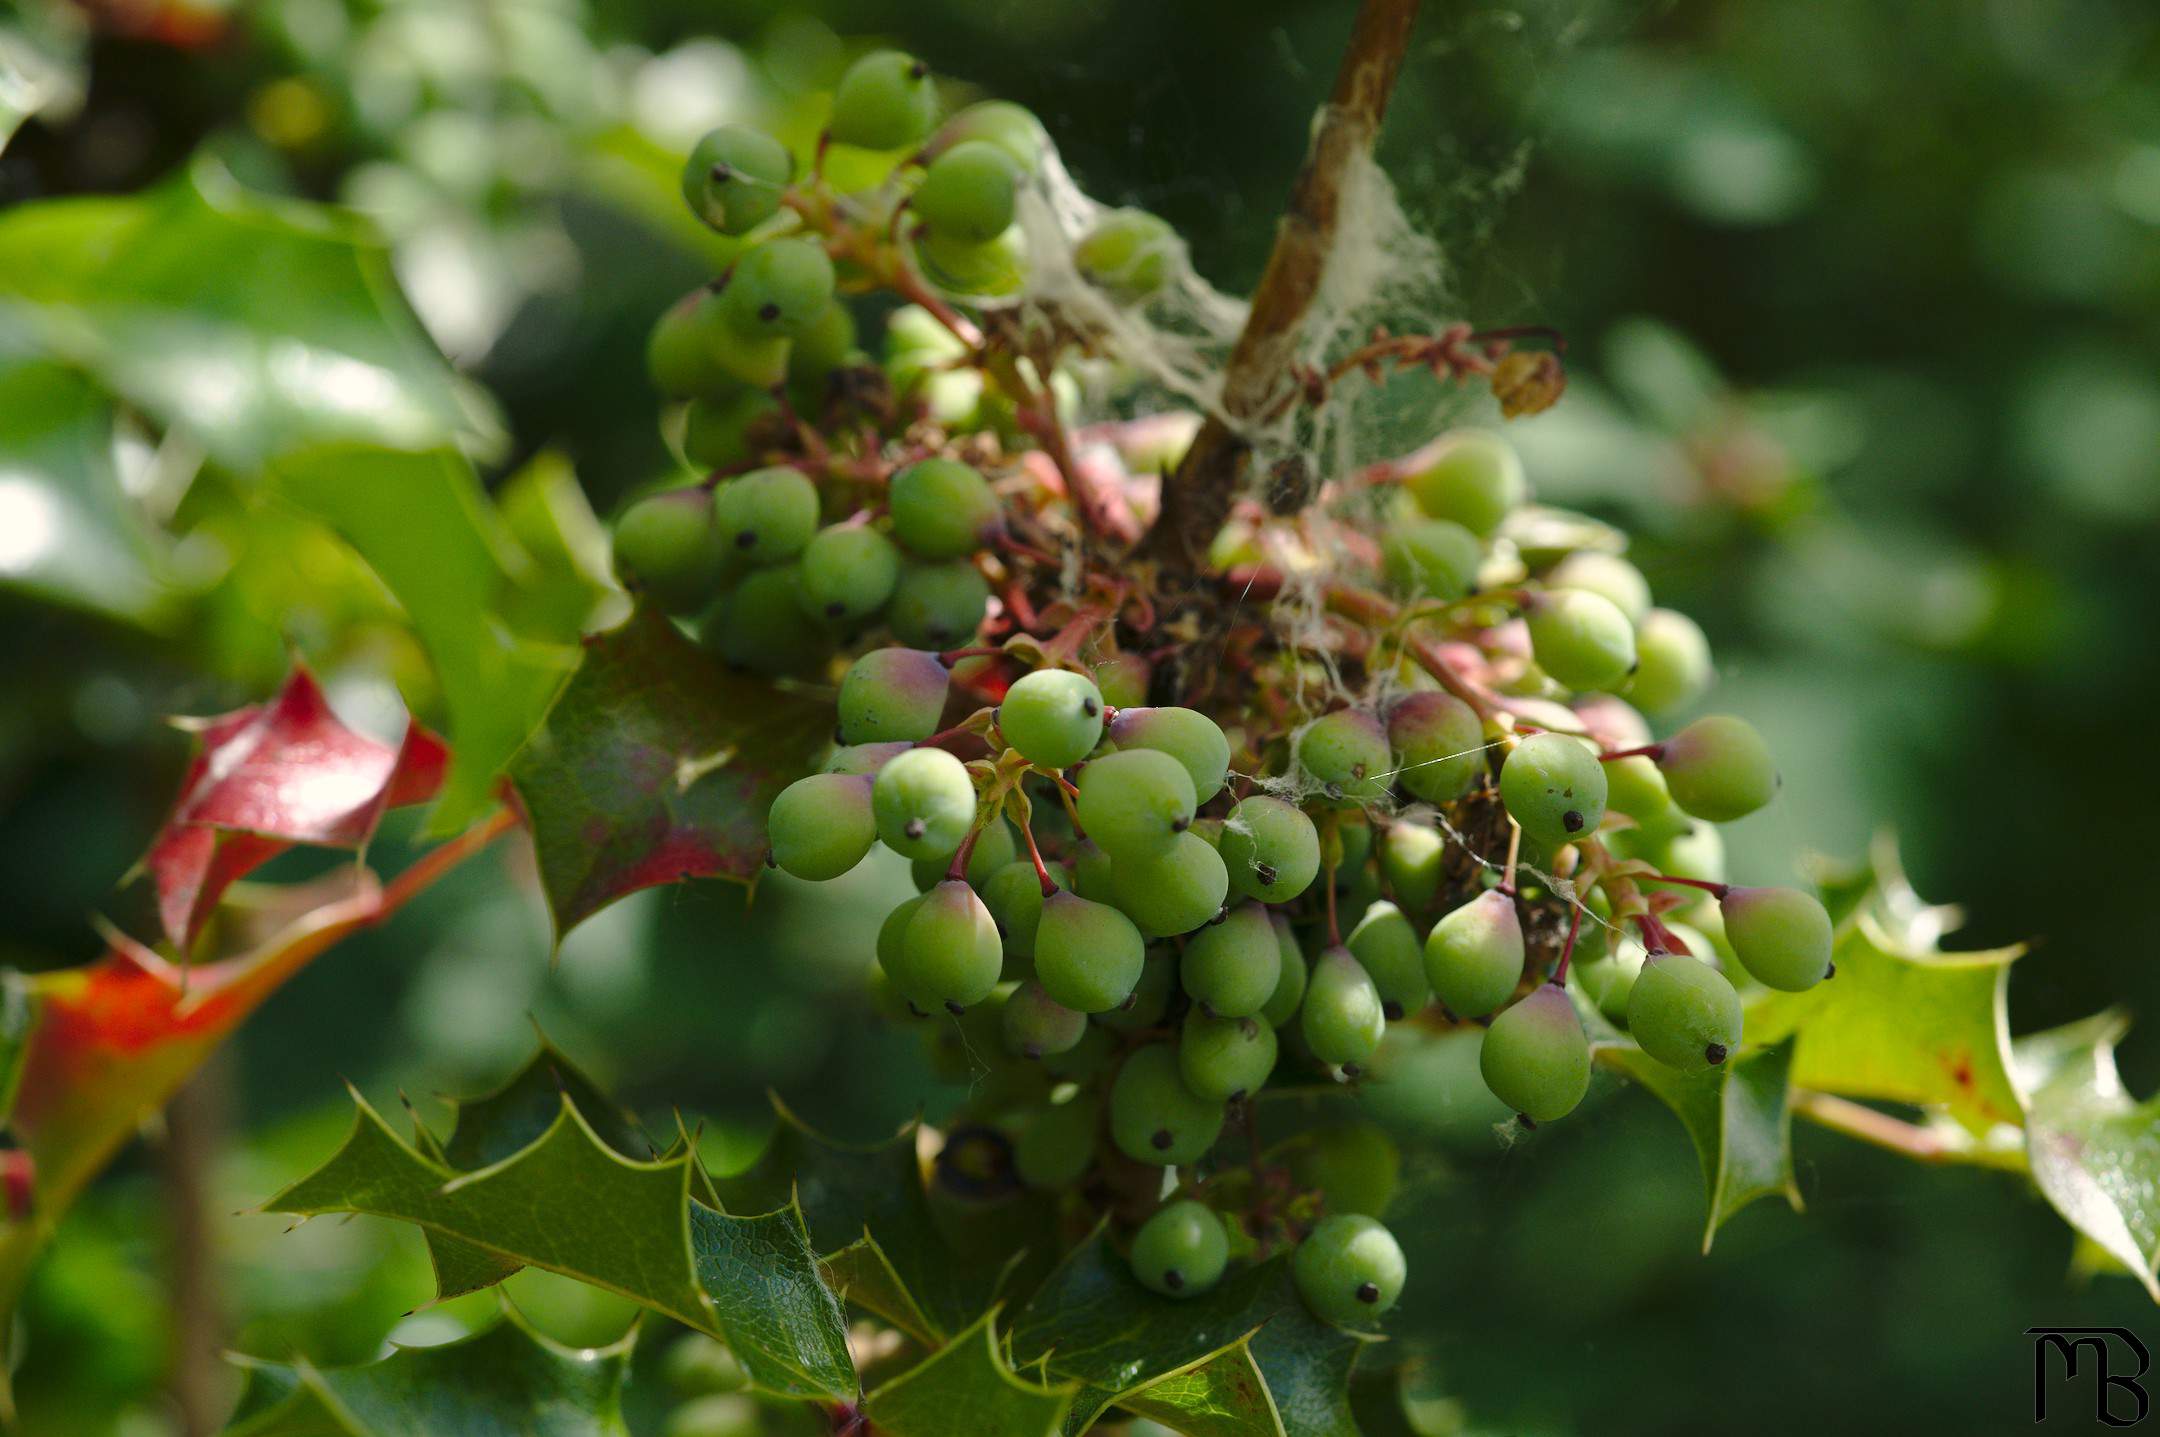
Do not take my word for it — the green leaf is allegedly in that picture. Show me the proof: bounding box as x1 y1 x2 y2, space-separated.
2016 1012 2160 1303
1118 1345 1278 1437
223 1307 632 1436
266 1090 856 1400
493 450 626 642
863 1310 1075 1437
713 1101 988 1344
508 605 833 938
1597 1037 1802 1252
1748 881 2020 1137
0 354 172 625
272 444 576 831
1008 1228 1366 1437
0 158 497 469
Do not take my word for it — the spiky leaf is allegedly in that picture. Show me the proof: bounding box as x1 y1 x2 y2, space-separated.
863 1310 1074 1437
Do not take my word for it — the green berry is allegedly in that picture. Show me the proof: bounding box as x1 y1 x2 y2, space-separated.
981 859 1061 961
1602 754 1672 822
1112 832 1228 938
1301 946 1387 1071
1527 589 1638 693
798 524 900 623
1093 652 1152 708
937 100 1045 173
1179 902 1282 1019
1293 1214 1405 1327
714 466 819 565
1284 1123 1399 1219
888 559 990 647
1546 551 1651 623
723 238 837 340
1629 608 1714 715
875 894 927 994
1095 951 1175 1035
766 772 875 880
1424 890 1525 1018
1260 915 1309 1028
838 647 949 743
1626 951 1742 1071
646 288 744 400
1657 715 1778 822
613 487 726 612
1576 941 1646 1025
1219 796 1320 903
823 741 912 776
1076 749 1196 860
1131 1199 1229 1299
915 228 1029 297
703 566 831 676
788 302 858 388
871 746 976 860
1498 733 1607 850
1479 983 1591 1122
889 457 1000 559
1297 709 1391 806
894 879 1003 1013
1106 707 1231 803
1379 820 1445 911
1387 692 1484 804
682 125 792 235
1035 890 1146 1013
828 50 939 151
1719 886 1832 991
1074 209 1178 300
1003 980 1087 1058
1346 901 1431 1019
1403 430 1526 536
1000 669 1105 769
684 388 785 470
1382 518 1483 600
1110 1044 1224 1166
1178 1009 1278 1102
914 139 1021 243
1014 1095 1097 1187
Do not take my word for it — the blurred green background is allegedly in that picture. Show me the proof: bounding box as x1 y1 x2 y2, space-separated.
3 0 2157 1432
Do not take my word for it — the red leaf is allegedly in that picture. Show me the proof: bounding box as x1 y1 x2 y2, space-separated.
144 667 450 950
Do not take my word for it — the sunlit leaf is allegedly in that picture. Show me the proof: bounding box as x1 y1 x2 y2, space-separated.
862 1309 1074 1437
224 1306 632 1436
508 605 832 938
2016 1012 2160 1303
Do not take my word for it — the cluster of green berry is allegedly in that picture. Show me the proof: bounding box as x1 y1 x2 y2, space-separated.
616 48 1837 1335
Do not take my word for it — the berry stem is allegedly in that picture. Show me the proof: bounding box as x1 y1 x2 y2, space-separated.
1636 872 1730 899
1598 743 1665 762
1633 912 1690 957
1018 815 1059 896
1500 820 1522 898
1551 897 1583 984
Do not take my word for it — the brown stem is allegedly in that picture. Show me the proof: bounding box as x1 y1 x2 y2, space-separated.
1147 0 1423 568
160 1060 228 1437
1791 1091 1984 1166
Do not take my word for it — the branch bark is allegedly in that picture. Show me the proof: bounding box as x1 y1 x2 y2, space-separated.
1145 0 1422 569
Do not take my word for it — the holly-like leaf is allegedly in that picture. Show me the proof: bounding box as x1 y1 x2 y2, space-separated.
508 606 833 938
272 444 577 833
862 1310 1075 1437
0 354 171 626
1118 1345 1278 1437
493 450 626 642
712 1100 1001 1344
1597 1037 1802 1252
266 1090 856 1400
2015 1013 2160 1303
143 664 447 950
223 1306 632 1436
0 156 497 471
1008 1227 1366 1437
1748 862 2020 1137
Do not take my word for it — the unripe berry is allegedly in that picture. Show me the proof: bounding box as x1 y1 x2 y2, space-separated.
1301 946 1387 1071
798 525 900 624
1403 430 1526 536
999 669 1105 770
1658 715 1778 823
1092 652 1152 708
1095 951 1175 1035
935 100 1046 174
612 487 727 612
1379 820 1445 911
1479 983 1591 1122
1002 980 1087 1058
889 457 1000 559
684 388 785 470
1526 588 1638 693
1382 518 1483 600
713 467 820 565
888 559 989 647
1386 691 1484 804
1075 209 1177 300
1178 1010 1278 1101
1076 749 1196 860
893 880 1002 1013
838 648 949 745
1179 902 1282 1019
1498 732 1608 851
1013 1095 1097 1188
722 238 837 341
1719 886 1833 991
871 747 976 860
1424 889 1525 1018
1545 551 1651 623
980 859 1063 961
704 567 831 677
1112 832 1229 938
1218 796 1320 903
682 125 792 236
1296 709 1391 806
766 772 876 881
1106 706 1231 804
1130 1200 1229 1298
1259 914 1309 1028
829 50 939 151
1629 608 1714 715
1110 1044 1224 1166
823 741 913 777
1285 1122 1399 1219
1346 901 1431 1020
1626 951 1743 1071
1293 1214 1406 1327
1034 891 1146 1013
913 139 1022 243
